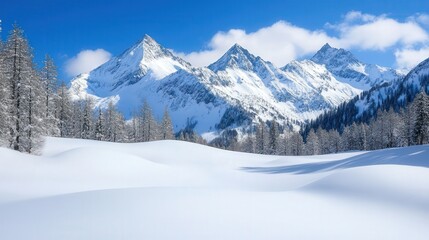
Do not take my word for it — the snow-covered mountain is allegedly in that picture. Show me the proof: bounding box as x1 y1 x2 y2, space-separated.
70 36 403 135
208 44 360 121
311 43 404 90
308 56 429 132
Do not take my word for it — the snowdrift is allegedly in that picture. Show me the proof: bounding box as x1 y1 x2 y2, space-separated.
0 137 428 240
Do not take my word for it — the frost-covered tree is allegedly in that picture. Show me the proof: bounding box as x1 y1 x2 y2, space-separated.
94 108 104 141
56 82 72 137
316 127 330 154
81 97 94 139
401 107 415 146
241 134 255 153
255 120 268 154
161 107 174 140
305 129 320 155
139 100 158 142
0 35 11 146
103 101 126 142
2 25 45 153
327 129 341 153
290 132 304 156
40 54 59 136
127 114 140 143
413 91 429 145
267 120 280 154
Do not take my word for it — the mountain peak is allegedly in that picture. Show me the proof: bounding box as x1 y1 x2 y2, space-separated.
208 44 258 72
118 34 179 66
311 43 358 66
229 43 245 51
320 43 332 52
142 34 159 47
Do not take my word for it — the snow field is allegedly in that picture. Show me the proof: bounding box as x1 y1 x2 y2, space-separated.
0 137 428 239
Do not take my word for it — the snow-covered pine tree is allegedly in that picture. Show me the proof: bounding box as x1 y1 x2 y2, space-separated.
384 109 403 148
267 120 279 154
140 100 158 142
70 100 84 138
413 91 429 145
316 127 329 154
255 120 267 154
400 106 415 146
40 54 59 136
241 134 255 153
277 129 291 155
127 113 140 142
56 82 72 137
356 123 369 150
103 101 126 142
0 34 11 146
339 125 352 151
161 107 174 140
81 97 94 139
305 129 320 155
2 24 45 153
95 108 104 141
290 132 304 156
327 129 341 153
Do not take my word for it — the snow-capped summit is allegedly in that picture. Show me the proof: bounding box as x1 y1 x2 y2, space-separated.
311 43 360 66
90 34 191 89
70 34 192 99
311 43 403 90
208 44 261 72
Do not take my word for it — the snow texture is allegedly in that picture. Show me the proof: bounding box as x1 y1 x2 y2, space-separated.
0 137 428 239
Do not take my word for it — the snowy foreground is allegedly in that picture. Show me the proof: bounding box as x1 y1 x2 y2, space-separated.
0 138 428 240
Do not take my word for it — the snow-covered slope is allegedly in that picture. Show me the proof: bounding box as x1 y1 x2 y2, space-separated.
70 37 362 134
309 55 429 130
0 137 428 239
311 43 404 90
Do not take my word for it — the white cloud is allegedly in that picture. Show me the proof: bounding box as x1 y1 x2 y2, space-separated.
395 47 429 70
336 12 428 50
408 13 429 26
65 49 112 76
179 11 429 68
343 11 377 23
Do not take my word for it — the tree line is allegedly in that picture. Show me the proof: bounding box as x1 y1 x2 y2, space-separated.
232 91 429 155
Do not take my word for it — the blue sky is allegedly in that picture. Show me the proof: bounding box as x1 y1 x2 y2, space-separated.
1 0 429 81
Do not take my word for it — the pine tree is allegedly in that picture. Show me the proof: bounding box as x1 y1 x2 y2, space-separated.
267 120 279 154
103 101 126 142
0 34 11 146
316 127 329 154
242 134 255 153
56 82 72 137
3 24 45 153
140 100 158 142
401 106 415 146
305 129 320 155
127 114 139 142
327 129 340 153
40 54 59 136
413 91 429 145
95 108 104 141
81 97 94 139
255 121 267 154
290 132 304 156
161 107 174 140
